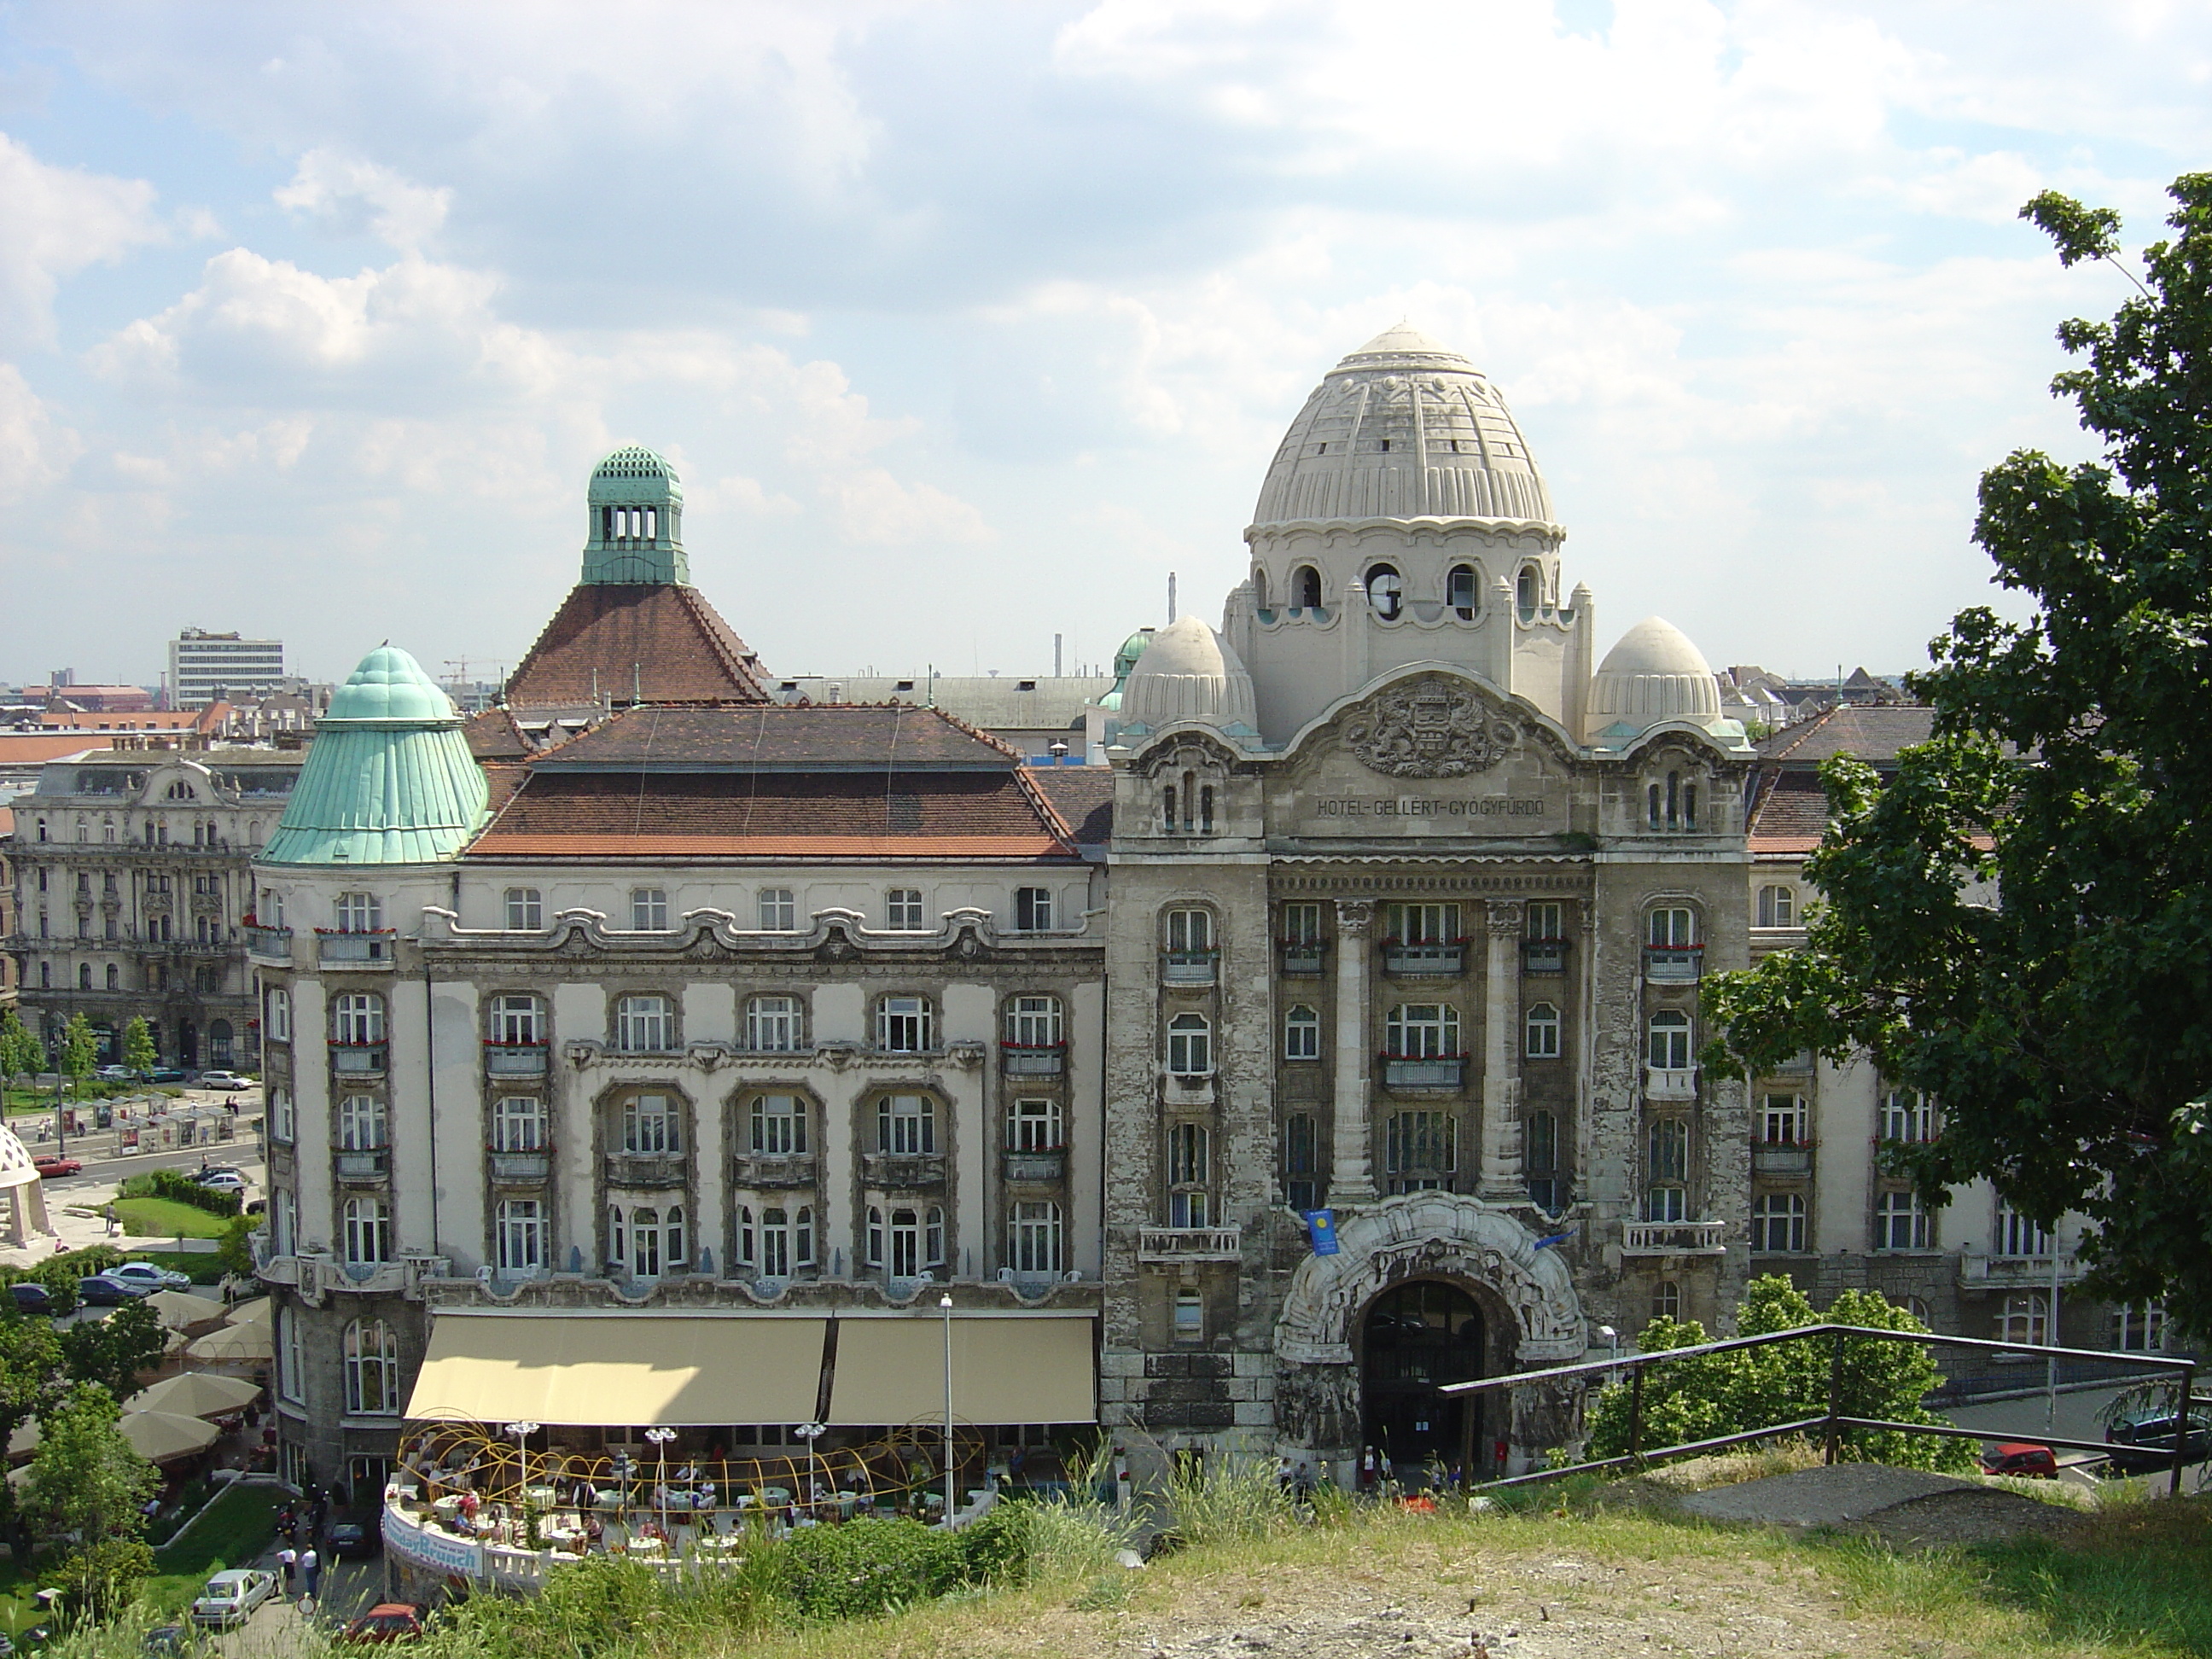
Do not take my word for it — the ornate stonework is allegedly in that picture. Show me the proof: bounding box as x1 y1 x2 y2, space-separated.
1340 678 1520 779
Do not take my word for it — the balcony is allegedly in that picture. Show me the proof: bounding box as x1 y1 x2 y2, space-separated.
602 1153 687 1189
1000 1043 1065 1079
861 1151 947 1190
1522 938 1569 974
330 1044 387 1077
244 925 293 963
730 1153 816 1190
1002 1147 1067 1185
1752 1143 1813 1176
484 1041 550 1077
1161 949 1219 987
1644 1065 1698 1102
1138 1225 1243 1263
488 1150 551 1184
1382 1056 1465 1091
1382 940 1464 977
335 1148 390 1184
1161 1070 1216 1106
1959 1253 2089 1289
317 929 397 967
1767 1051 1816 1076
1643 945 1703 984
1621 1219 1727 1255
1278 941 1327 977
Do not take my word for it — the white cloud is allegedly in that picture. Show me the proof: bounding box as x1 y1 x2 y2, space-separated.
0 364 77 498
0 130 164 348
275 149 451 250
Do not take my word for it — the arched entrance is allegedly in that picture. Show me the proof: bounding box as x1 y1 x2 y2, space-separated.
1360 1280 1484 1478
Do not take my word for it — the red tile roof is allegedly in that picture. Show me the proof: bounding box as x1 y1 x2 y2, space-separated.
1027 766 1114 846
1757 705 1935 765
535 702 1023 772
503 585 771 708
1747 774 1831 854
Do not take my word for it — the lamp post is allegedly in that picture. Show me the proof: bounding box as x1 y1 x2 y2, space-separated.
645 1426 675 1540
504 1421 539 1546
940 1292 955 1528
795 1421 827 1518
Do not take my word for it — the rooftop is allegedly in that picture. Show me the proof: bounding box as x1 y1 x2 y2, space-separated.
1757 705 1936 766
533 703 1023 774
503 585 769 710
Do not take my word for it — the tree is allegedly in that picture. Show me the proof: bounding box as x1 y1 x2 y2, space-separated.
49 1536 153 1627
1703 173 2212 1336
23 1385 160 1545
60 1301 166 1405
119 1018 156 1080
215 1213 255 1281
57 1016 96 1101
1585 1278 1972 1472
0 1011 40 1092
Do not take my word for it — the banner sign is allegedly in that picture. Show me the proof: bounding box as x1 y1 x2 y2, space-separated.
382 1505 484 1579
1303 1210 1340 1256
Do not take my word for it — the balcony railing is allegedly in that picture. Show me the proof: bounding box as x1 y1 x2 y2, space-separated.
244 925 293 963
1161 1070 1216 1105
317 929 397 966
335 1148 390 1183
1752 1143 1813 1176
1382 1056 1466 1091
1767 1051 1816 1075
860 1151 947 1190
488 1149 551 1184
484 1042 550 1077
1622 1219 1727 1255
1000 1042 1066 1078
1383 940 1464 976
331 1044 387 1076
1523 939 1569 975
1959 1253 2089 1289
602 1153 687 1189
730 1154 817 1190
1138 1225 1243 1263
1161 949 1219 987
1644 1066 1698 1102
1278 941 1327 976
1002 1147 1067 1185
1643 945 1703 984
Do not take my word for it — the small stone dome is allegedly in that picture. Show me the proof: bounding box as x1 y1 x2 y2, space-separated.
1121 616 1260 735
323 644 457 724
1585 616 1723 740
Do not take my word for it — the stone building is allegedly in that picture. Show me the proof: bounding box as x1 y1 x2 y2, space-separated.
7 737 305 1067
1096 326 1758 1481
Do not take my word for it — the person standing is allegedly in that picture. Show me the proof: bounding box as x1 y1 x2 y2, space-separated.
276 1545 296 1592
299 1545 320 1604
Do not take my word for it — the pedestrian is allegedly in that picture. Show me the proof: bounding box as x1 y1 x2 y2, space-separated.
300 1545 320 1602
276 1545 296 1592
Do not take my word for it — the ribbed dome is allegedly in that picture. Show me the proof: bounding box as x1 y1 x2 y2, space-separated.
1121 616 1259 734
1585 616 1722 737
323 644 457 723
589 445 684 502
1252 325 1554 527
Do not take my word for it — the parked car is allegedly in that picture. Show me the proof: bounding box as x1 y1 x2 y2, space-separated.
2105 1405 2212 1473
95 1065 133 1081
101 1260 191 1290
326 1519 380 1558
1980 1441 2058 1478
78 1275 155 1307
138 1068 187 1084
188 1569 278 1629
140 1625 190 1656
8 1284 53 1317
193 1171 248 1196
195 1071 252 1091
30 1156 81 1179
341 1605 423 1645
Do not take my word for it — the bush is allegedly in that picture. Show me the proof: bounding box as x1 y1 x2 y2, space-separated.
120 1170 240 1220
52 1535 154 1626
1164 1448 1295 1547
0 1245 127 1316
784 1516 963 1619
952 1502 1032 1586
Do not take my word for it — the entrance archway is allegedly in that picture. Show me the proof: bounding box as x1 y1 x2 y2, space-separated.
1360 1280 1483 1478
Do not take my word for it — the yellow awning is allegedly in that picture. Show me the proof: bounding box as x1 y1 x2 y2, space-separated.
828 1316 1094 1425
405 1315 827 1426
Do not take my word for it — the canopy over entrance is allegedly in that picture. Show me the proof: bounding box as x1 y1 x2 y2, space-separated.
828 1316 1095 1425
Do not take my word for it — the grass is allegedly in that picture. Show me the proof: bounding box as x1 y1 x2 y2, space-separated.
109 1198 228 1241
142 1483 276 1615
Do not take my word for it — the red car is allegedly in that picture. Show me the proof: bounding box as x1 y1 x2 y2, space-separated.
1980 1441 2058 1478
32 1156 82 1179
341 1605 423 1644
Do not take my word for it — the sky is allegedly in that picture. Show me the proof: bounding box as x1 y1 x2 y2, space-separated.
0 0 2203 692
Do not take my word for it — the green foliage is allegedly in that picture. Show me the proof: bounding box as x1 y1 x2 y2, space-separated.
1162 1447 1295 1547
950 1501 1031 1586
26 1384 160 1544
61 1300 166 1403
119 1171 240 1220
0 1245 130 1317
50 1536 153 1626
213 1214 253 1280
0 1014 40 1088
1586 1277 1973 1473
784 1516 963 1619
119 1020 157 1080
1702 172 2212 1339
56 1017 96 1093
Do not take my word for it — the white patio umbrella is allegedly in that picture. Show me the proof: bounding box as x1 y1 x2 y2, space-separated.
125 1372 261 1419
185 1324 272 1363
145 1290 229 1331
224 1296 271 1328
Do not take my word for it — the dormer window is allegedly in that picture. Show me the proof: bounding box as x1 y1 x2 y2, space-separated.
1365 563 1402 620
1291 566 1322 609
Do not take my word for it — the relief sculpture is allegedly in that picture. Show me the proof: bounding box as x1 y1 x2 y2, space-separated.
1342 678 1520 779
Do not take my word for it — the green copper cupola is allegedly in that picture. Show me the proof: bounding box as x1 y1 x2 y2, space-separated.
260 644 490 866
582 445 689 585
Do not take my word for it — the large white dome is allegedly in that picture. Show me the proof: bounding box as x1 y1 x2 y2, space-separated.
1121 615 1260 735
1251 325 1554 528
1585 616 1722 739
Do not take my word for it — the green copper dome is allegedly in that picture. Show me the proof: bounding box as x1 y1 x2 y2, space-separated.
1097 627 1155 713
582 445 689 585
260 644 489 867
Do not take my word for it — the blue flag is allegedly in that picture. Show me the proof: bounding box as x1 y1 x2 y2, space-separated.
1304 1209 1340 1255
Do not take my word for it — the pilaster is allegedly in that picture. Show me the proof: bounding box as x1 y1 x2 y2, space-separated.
1329 897 1376 1202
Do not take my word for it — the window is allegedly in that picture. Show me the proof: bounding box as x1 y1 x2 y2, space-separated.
1647 1010 1692 1069
1761 1095 1808 1145
1388 902 1461 947
621 1092 681 1155
1386 1110 1455 1193
270 1088 295 1144
78 964 90 991
331 992 384 1045
338 1095 387 1150
877 1093 936 1155
1526 902 1563 940
103 963 117 990
877 995 934 1052
1167 1123 1210 1226
1365 562 1402 620
630 888 669 930
1386 1002 1460 1059
615 994 675 1052
1282 1113 1318 1212
1173 1288 1205 1342
886 888 924 930
492 1097 545 1151
1005 994 1063 1049
1524 1002 1561 1058
1165 907 1214 957
488 993 544 1045
2000 1293 2048 1348
1281 902 1322 946
1526 1109 1562 1211
1284 1004 1321 1060
1516 566 1538 614
334 893 382 934
343 1319 400 1415
1291 564 1322 609
1167 1012 1213 1076
265 987 290 1044
1879 1089 1935 1143
504 888 543 929
1014 887 1053 931
343 1196 391 1266
745 996 803 1051
755 1206 813 1278
1994 1203 2051 1257
1447 564 1477 617
2113 1304 2167 1351
1010 1097 1062 1150
1650 1281 1681 1321
496 1200 544 1275
611 1205 684 1278
279 1309 304 1405
1756 884 1796 928
1875 1190 1932 1250
1751 1192 1807 1253
757 888 796 931
273 1190 296 1258
1646 907 1697 947
1010 1201 1063 1273
1645 1119 1688 1220
750 1094 807 1155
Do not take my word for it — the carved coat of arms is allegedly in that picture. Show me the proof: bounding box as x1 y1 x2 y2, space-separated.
1342 679 1518 778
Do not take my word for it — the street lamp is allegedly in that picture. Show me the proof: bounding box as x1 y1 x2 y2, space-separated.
504 1421 540 1547
645 1427 676 1540
940 1292 955 1528
794 1421 827 1518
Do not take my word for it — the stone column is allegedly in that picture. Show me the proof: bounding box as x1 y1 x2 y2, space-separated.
1330 898 1377 1203
1478 898 1525 1200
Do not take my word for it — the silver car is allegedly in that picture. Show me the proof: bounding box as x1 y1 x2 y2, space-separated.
188 1569 277 1628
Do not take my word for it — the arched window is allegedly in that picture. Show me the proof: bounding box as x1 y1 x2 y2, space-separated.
621 1092 681 1155
104 964 119 991
614 994 675 1052
1651 1280 1681 1321
1365 562 1402 620
1751 1192 1807 1253
1166 1012 1212 1076
1005 994 1063 1050
1647 1010 1692 1069
1447 564 1478 617
630 1208 664 1277
334 892 381 934
1291 565 1322 609
343 1318 399 1414
1009 1097 1062 1150
1757 884 1796 928
1516 566 1538 615
613 1205 684 1278
750 1093 807 1155
492 1097 544 1151
331 992 384 1045
1647 783 1662 830
759 1206 812 1277
1647 908 1697 948
342 1196 391 1266
1167 1123 1209 1226
1252 567 1270 611
165 781 194 802
1525 1002 1561 1058
495 1199 544 1275
265 987 290 1044
1164 907 1214 968
877 1092 936 1155
487 993 544 1045
2000 1293 2048 1348
1010 1201 1063 1273
1161 784 1177 832
880 1207 942 1278
338 1095 387 1150
77 964 90 991
876 995 933 1052
745 996 803 1051
1385 1002 1459 1059
1284 1004 1320 1060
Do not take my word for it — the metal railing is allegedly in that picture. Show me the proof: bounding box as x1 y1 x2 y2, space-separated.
1444 1322 2202 1496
